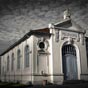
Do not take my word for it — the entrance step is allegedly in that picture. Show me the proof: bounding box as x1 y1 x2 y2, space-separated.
63 80 88 85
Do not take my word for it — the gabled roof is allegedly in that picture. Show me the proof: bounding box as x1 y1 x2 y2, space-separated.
54 18 72 27
54 18 85 33
0 28 50 56
0 18 85 56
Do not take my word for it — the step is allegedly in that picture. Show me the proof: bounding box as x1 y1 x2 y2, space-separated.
63 80 88 85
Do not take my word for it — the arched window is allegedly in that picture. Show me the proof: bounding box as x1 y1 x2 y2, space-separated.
7 55 9 71
24 45 30 67
11 53 14 71
17 49 21 69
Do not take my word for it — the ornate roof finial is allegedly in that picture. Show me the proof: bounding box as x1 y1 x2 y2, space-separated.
63 8 71 19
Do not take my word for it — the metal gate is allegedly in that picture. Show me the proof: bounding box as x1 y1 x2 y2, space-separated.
62 45 78 80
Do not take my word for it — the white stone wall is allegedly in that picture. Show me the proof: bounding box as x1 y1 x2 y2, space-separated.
32 35 52 84
0 35 34 84
0 25 88 85
49 25 88 84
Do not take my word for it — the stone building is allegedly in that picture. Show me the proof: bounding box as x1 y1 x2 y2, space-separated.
0 13 88 84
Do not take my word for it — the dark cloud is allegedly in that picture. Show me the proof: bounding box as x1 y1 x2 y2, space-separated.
0 0 88 54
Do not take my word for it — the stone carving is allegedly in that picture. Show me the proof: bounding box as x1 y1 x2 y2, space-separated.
67 37 74 44
55 30 59 42
81 34 85 45
63 9 71 19
48 23 54 29
77 34 80 42
61 31 78 40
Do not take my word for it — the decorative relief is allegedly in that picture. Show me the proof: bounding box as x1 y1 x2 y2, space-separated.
37 38 49 51
80 34 85 45
61 31 78 38
67 37 74 44
77 33 80 42
60 31 80 42
55 30 59 42
63 9 71 19
54 30 83 45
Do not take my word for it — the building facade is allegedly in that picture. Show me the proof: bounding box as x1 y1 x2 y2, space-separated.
0 16 88 85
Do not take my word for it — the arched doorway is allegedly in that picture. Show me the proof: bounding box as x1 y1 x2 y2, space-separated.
62 44 78 80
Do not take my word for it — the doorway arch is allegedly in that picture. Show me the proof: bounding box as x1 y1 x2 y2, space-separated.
62 44 78 80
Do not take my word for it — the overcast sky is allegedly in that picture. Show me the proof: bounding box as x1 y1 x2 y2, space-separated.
0 0 88 54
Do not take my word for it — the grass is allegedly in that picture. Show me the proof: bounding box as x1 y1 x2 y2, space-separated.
0 82 29 88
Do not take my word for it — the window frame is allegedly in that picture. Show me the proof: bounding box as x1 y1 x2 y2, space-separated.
17 49 21 69
24 45 30 68
11 53 14 71
7 55 9 71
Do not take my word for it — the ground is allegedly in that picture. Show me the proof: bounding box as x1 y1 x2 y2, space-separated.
0 80 88 88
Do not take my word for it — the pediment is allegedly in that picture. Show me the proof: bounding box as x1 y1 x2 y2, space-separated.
54 18 85 33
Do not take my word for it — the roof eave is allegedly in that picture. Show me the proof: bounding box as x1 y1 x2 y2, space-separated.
0 30 51 56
